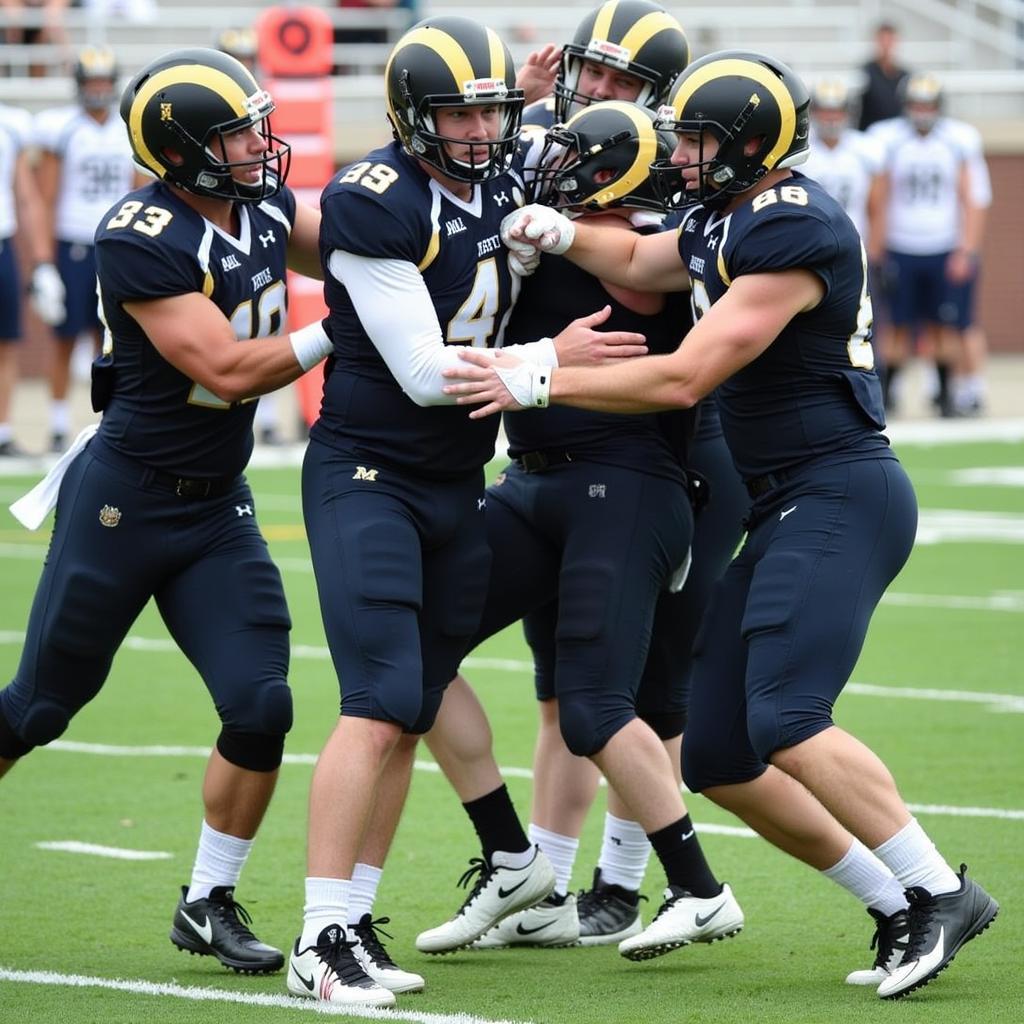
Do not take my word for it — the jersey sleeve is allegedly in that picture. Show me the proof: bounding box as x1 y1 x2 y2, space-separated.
94 228 202 303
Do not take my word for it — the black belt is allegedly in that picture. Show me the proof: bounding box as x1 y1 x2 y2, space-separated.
149 470 238 498
514 449 575 473
745 467 795 500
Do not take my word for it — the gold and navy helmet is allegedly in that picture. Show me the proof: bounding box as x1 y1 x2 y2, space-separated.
901 73 943 132
530 100 671 213
385 16 524 183
555 0 690 124
75 45 119 111
810 80 854 142
120 47 290 203
216 27 259 72
651 50 810 211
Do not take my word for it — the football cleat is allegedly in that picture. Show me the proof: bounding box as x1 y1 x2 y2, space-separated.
618 883 743 961
350 914 425 993
876 866 998 1000
287 923 396 1006
845 906 910 985
576 868 645 946
170 885 284 974
471 893 580 949
415 846 556 954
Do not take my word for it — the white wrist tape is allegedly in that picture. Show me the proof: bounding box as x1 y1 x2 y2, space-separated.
495 361 551 408
289 320 333 372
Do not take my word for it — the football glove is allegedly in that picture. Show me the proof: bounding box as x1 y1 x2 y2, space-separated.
500 204 575 256
28 262 65 326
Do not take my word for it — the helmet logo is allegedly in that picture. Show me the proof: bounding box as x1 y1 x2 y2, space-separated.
410 133 428 154
197 171 219 189
160 103 173 121
462 77 508 100
586 38 631 68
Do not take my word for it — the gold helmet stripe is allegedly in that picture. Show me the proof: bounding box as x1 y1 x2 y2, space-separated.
485 26 507 83
385 27 476 127
670 57 795 172
592 1 620 46
129 65 251 177
619 12 684 61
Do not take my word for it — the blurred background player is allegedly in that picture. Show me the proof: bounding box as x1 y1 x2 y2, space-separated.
33 44 141 451
858 21 910 132
0 100 64 456
869 73 991 416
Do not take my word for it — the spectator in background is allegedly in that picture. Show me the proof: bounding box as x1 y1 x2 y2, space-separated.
33 44 141 451
858 22 909 131
1 0 68 76
0 101 64 456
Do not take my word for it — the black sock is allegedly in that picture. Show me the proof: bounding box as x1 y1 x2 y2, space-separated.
935 361 952 411
462 784 530 862
648 815 721 898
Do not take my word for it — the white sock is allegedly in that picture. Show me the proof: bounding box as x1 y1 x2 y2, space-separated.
821 838 909 916
301 877 351 949
50 400 70 434
528 823 578 897
597 813 651 892
186 820 253 902
872 818 960 896
347 863 382 926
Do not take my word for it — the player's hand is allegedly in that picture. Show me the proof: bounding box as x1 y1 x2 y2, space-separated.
553 304 647 365
946 249 976 286
28 262 65 326
515 44 562 105
443 348 545 419
506 239 541 277
501 204 575 255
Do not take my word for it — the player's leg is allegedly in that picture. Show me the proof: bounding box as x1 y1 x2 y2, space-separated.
156 480 291 974
0 239 26 456
879 252 915 412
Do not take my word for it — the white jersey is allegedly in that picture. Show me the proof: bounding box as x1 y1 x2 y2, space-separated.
802 128 883 242
869 116 992 255
0 103 32 240
34 104 136 245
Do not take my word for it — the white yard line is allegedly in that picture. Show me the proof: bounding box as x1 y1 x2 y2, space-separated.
0 968 533 1024
34 841 172 860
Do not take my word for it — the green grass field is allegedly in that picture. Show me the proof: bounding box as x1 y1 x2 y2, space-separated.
1 436 1022 1024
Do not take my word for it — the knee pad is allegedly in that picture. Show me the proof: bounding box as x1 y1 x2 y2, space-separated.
558 698 633 758
216 728 285 772
224 679 293 737
406 688 443 735
638 709 685 741
0 704 34 759
746 697 833 762
16 700 71 749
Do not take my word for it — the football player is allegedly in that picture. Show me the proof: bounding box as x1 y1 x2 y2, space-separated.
1 46 331 977
33 46 143 452
290 15 647 1006
447 50 998 996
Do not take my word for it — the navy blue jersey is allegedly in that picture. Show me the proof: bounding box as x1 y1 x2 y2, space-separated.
677 172 888 480
505 228 691 481
94 181 295 477
315 142 523 479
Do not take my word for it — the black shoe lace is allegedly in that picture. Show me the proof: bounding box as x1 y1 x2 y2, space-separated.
454 857 494 917
354 916 398 969
209 892 259 943
902 888 939 961
317 928 371 986
869 910 910 971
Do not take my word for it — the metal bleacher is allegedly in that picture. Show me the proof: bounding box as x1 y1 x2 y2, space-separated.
1 0 1022 158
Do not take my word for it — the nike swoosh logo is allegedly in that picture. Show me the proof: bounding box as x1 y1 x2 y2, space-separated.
694 903 725 928
680 830 695 841
181 908 213 944
516 920 554 936
498 879 527 900
291 965 316 992
780 505 798 521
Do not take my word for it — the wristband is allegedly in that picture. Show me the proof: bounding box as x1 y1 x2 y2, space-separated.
494 361 551 408
289 320 333 371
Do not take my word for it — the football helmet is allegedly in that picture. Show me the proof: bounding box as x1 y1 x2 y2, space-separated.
75 45 119 112
902 73 943 132
120 47 290 203
530 100 672 212
555 0 690 123
810 79 854 143
385 16 524 183
650 50 810 211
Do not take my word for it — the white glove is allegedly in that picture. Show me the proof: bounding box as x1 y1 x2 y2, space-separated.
493 360 551 409
506 240 541 277
500 204 576 256
29 262 66 326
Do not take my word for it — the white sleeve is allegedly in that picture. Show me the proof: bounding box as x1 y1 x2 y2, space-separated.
328 250 556 406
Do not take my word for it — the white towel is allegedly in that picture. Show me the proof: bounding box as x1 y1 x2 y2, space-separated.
9 424 100 530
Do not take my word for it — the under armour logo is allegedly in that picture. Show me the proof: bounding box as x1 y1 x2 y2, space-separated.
353 466 379 481
258 229 276 248
493 191 511 206
477 498 486 511
235 504 253 517
588 484 606 498
707 236 719 250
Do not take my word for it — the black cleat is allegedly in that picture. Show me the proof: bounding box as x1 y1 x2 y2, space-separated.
576 868 645 946
845 906 911 985
877 865 998 999
170 885 284 974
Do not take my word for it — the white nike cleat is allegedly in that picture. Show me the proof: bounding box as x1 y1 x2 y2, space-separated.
471 894 580 949
415 846 556 954
845 907 910 985
287 924 396 1006
618 883 743 961
876 866 998 1000
350 914 425 993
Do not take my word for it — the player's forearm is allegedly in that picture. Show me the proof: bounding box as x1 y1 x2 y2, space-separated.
202 337 319 403
549 351 700 414
564 220 647 290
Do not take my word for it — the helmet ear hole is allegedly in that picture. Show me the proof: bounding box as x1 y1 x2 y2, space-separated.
744 133 767 157
162 147 185 167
